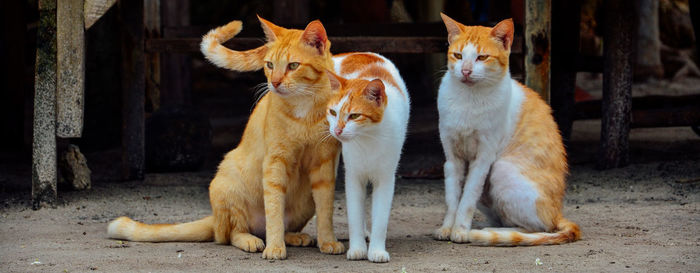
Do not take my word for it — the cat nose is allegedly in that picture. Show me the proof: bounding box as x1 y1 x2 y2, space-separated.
461 69 472 77
271 81 281 88
334 128 343 136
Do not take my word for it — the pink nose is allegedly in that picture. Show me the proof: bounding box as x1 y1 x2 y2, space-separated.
271 81 281 88
461 69 472 77
334 128 343 136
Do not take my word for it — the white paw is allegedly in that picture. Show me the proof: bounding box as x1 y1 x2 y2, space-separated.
368 248 390 263
450 227 470 243
346 246 367 260
433 227 452 241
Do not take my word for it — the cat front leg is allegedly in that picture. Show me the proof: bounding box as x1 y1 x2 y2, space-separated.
345 170 367 260
261 151 290 260
309 150 346 255
367 174 395 263
451 148 495 243
434 154 466 240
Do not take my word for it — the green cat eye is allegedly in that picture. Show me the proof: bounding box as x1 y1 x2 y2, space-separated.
476 55 489 61
329 109 337 116
266 62 274 69
453 53 462 59
348 113 360 120
288 62 300 70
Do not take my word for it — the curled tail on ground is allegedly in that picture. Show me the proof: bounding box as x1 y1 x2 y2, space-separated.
200 20 267 72
107 216 214 242
468 218 581 246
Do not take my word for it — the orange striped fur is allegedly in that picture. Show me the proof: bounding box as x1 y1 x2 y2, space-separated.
109 17 344 260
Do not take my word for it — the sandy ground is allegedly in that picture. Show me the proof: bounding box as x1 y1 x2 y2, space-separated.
1 119 699 272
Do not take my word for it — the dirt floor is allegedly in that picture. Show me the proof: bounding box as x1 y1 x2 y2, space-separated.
2 76 700 272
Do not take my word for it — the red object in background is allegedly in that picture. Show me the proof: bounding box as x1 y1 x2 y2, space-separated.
575 86 594 102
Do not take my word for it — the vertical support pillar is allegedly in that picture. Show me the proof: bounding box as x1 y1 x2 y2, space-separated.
32 0 58 209
160 0 190 107
598 0 636 169
550 0 581 144
119 0 146 180
524 0 551 103
56 0 85 138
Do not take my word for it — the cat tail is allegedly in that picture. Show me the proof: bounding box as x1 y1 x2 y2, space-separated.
107 216 214 242
468 218 581 246
200 20 267 72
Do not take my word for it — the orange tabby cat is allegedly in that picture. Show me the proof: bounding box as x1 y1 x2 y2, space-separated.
108 17 345 260
434 14 581 246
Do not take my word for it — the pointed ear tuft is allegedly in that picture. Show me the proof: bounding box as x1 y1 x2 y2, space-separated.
363 79 386 107
301 20 328 55
440 13 464 44
325 69 344 91
257 15 285 42
490 18 514 51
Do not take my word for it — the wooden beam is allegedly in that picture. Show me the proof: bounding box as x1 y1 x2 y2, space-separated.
144 0 161 111
524 0 551 103
32 0 58 209
575 95 700 128
598 0 636 169
84 0 117 29
119 0 145 180
160 0 191 106
56 0 85 138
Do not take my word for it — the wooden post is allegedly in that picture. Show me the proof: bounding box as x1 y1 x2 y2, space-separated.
160 0 190 107
119 0 146 180
524 0 551 103
56 0 85 138
550 0 581 144
145 0 161 111
32 0 58 209
598 0 636 169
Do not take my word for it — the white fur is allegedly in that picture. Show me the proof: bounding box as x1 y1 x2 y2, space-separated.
328 53 410 262
434 42 544 242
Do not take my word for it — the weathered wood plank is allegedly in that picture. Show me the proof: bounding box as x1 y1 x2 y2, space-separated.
144 0 161 111
32 0 58 209
598 0 636 169
119 0 145 180
160 0 191 106
57 0 85 138
84 0 117 29
575 95 700 128
524 0 551 103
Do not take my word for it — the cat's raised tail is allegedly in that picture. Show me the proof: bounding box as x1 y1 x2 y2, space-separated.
107 216 214 242
468 217 581 246
200 20 267 72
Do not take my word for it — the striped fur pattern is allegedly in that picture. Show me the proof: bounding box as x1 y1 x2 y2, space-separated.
108 17 345 260
434 14 581 246
326 53 410 262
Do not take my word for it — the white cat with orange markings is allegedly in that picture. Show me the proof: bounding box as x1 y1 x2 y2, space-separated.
434 14 580 246
326 52 410 262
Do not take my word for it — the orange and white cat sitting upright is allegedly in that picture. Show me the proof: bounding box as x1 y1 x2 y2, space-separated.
434 14 581 246
108 17 344 260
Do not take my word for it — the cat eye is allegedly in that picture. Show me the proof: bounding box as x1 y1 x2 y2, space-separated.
453 53 462 59
329 109 337 116
288 62 300 70
348 113 360 120
476 55 489 61
266 62 274 69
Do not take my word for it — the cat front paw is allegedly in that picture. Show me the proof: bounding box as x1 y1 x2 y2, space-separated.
450 227 470 243
262 246 287 260
284 232 314 247
346 246 368 260
319 241 346 254
433 227 452 241
367 248 390 263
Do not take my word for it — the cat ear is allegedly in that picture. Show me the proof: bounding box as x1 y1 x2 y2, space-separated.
325 69 345 91
490 18 514 51
363 79 386 107
301 20 328 55
257 15 285 42
440 13 464 44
